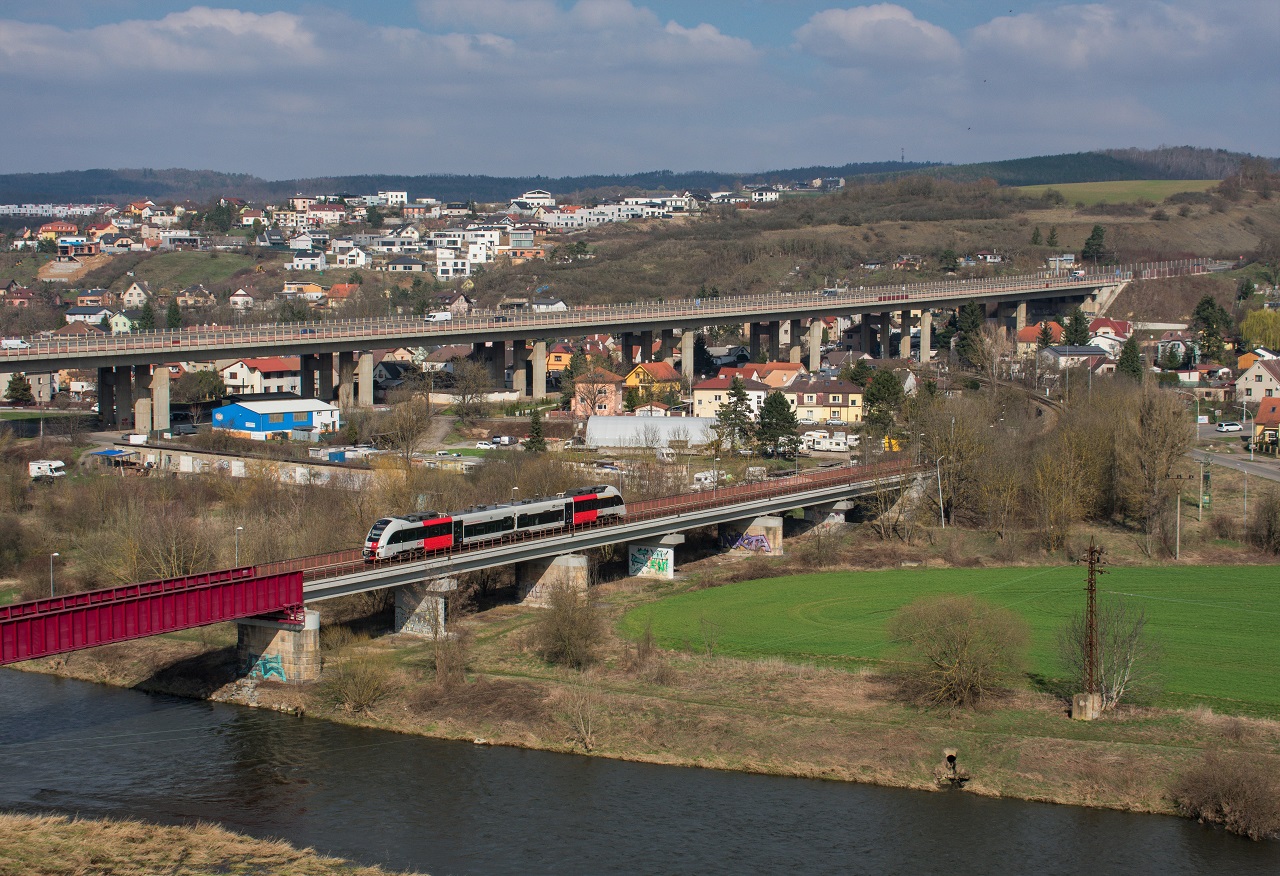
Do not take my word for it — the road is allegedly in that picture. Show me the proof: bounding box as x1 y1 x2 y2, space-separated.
1189 448 1280 483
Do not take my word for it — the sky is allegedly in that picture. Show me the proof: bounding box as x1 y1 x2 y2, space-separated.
0 1 1274 180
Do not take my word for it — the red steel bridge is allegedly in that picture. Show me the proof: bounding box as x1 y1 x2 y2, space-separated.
0 459 915 665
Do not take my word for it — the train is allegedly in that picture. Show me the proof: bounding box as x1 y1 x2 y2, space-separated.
363 485 626 561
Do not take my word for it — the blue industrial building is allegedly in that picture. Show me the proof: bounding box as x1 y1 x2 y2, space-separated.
211 398 341 441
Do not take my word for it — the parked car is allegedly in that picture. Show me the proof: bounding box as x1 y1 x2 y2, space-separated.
475 441 496 450
1216 421 1243 433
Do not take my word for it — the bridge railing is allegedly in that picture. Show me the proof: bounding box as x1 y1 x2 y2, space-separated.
0 259 1209 361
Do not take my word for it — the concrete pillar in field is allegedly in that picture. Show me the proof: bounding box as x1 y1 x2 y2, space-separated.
719 515 784 557
749 324 762 361
237 609 320 684
533 340 548 398
767 321 781 361
808 320 823 371
899 310 913 360
393 578 458 638
512 341 530 398
681 330 695 382
299 354 316 399
517 554 589 606
919 311 933 364
357 352 374 407
318 352 334 401
97 367 115 428
879 312 892 360
860 316 871 355
133 398 153 435
337 351 355 408
660 329 675 366
1014 300 1027 332
639 330 654 363
151 366 170 432
115 366 133 430
620 333 635 369
628 533 684 580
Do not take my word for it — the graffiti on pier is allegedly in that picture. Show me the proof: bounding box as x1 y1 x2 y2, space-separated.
245 653 286 682
629 545 673 577
721 531 772 552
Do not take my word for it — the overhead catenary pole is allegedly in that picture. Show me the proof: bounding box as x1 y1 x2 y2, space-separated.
1084 538 1106 701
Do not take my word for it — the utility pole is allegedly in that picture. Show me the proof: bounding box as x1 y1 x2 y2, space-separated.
1073 538 1106 721
1166 474 1196 561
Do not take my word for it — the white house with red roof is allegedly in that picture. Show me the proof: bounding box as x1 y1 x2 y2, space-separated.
219 357 302 394
691 375 769 419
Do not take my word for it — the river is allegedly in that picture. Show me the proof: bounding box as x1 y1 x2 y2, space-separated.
1 672 1276 875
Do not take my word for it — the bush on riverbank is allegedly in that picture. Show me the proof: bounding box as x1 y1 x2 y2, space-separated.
1171 750 1280 840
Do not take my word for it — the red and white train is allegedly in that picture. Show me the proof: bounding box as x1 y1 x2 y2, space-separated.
363 485 626 561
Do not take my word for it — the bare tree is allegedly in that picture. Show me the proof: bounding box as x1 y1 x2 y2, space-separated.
531 583 604 669
381 396 432 470
1030 429 1096 552
974 323 1013 390
1058 596 1161 710
450 358 491 423
1115 385 1190 556
888 594 1030 709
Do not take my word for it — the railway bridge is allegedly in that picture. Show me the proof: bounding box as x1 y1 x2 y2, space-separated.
0 460 916 681
0 261 1210 431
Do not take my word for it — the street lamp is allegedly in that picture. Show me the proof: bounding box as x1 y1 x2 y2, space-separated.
713 454 720 494
935 456 947 529
511 486 519 504
50 552 59 598
235 526 244 566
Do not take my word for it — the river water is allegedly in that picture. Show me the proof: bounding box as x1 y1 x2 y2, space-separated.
1 671 1276 875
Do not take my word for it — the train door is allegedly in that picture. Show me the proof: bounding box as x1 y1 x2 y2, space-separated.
452 519 464 547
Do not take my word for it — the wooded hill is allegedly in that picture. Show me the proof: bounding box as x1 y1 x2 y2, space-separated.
1 147 1275 205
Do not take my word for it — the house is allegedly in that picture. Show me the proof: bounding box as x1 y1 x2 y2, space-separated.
3 288 35 308
229 288 259 311
0 370 56 404
787 377 863 424
54 321 104 338
1088 333 1126 357
325 283 360 308
1089 317 1133 340
287 250 327 272
175 284 215 308
691 375 769 419
634 401 670 417
84 221 118 240
517 190 557 208
65 305 113 325
219 357 303 394
623 362 682 401
56 237 101 261
1047 254 1077 271
571 367 626 418
718 362 806 390
121 281 151 309
38 220 78 240
435 291 471 315
1251 398 1280 448
973 251 1003 264
110 310 144 334
372 360 418 395
383 256 428 273
255 229 287 247
1156 331 1200 367
211 398 340 440
421 344 472 373
1235 359 1280 402
239 208 266 227
332 246 369 268
1014 321 1064 356
289 231 330 251
75 288 115 308
531 296 568 312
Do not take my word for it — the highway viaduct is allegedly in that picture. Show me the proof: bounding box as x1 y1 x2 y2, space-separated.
0 461 916 681
0 261 1207 431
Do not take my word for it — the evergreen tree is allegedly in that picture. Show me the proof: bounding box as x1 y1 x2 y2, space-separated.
1036 320 1054 349
1046 226 1059 247
365 206 383 228
1081 224 1107 263
1159 345 1183 371
1191 294 1232 361
955 300 986 366
4 372 34 405
756 390 799 456
839 358 874 387
1238 277 1257 301
136 301 156 331
1030 227 1042 246
1117 336 1144 381
863 369 904 431
693 333 716 375
567 348 588 378
1064 306 1091 346
166 300 182 329
715 376 755 449
940 248 959 272
524 407 546 452
623 386 641 412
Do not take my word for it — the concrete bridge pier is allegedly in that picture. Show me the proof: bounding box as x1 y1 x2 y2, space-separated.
358 353 374 407
749 323 763 362
639 330 654 363
805 499 854 530
299 354 316 399
859 316 872 356
879 312 892 360
337 351 355 408
151 366 170 432
627 533 684 580
115 366 134 430
533 340 548 399
237 609 320 684
660 329 675 366
788 319 803 364
318 352 334 402
899 311 915 360
518 554 589 605
720 514 784 557
808 319 822 371
767 321 781 361
512 341 530 398
680 330 695 382
620 333 635 370
918 311 933 364
97 367 116 428
394 577 458 639
132 365 152 434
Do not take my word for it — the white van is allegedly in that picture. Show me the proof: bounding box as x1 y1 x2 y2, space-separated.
2 338 30 350
424 311 453 323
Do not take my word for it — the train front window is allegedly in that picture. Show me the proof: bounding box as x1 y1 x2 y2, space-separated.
368 519 391 541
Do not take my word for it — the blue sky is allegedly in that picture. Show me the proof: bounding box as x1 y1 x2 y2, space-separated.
0 1 1273 180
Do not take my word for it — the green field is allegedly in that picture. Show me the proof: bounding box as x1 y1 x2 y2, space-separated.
1017 179 1217 205
620 565 1280 715
122 251 261 291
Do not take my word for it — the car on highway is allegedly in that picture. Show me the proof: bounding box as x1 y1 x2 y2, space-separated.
1216 421 1243 432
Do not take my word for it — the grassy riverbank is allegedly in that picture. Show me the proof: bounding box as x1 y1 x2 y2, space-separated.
0 813 424 876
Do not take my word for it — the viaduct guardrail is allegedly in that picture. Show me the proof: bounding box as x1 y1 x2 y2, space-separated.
0 260 1213 372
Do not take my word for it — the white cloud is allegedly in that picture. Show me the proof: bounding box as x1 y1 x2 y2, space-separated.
416 0 559 34
794 5 961 67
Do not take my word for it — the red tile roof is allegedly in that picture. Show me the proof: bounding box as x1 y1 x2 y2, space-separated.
238 357 301 372
1016 321 1063 344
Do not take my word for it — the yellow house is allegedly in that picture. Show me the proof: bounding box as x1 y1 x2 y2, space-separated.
623 361 682 399
787 377 864 425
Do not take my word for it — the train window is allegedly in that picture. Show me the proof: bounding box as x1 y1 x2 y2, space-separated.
518 508 564 528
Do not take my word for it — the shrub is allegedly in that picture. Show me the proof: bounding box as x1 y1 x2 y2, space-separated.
1171 751 1280 840
531 584 604 669
888 594 1029 709
318 655 393 713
